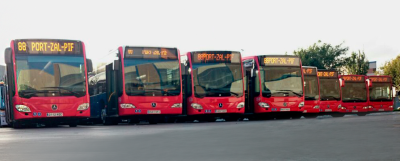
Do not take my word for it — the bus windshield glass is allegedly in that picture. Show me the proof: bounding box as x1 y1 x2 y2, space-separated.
192 63 243 98
124 59 180 96
342 82 367 102
261 67 303 97
16 55 86 98
319 79 341 101
304 76 319 100
369 83 392 101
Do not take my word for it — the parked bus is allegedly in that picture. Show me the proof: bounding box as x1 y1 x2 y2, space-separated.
340 75 370 116
0 82 6 127
242 55 304 119
302 66 320 118
3 39 92 128
181 51 244 121
317 70 344 117
89 46 182 124
367 76 394 112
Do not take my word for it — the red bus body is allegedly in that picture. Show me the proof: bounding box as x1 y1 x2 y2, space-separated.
317 70 342 113
242 55 305 114
118 47 183 117
367 76 394 112
4 39 91 127
340 75 369 113
302 66 320 114
184 51 245 117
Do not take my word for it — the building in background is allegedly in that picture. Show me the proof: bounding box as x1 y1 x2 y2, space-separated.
0 65 5 80
367 61 376 76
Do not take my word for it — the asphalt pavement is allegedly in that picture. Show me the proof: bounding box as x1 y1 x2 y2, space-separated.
1 112 400 161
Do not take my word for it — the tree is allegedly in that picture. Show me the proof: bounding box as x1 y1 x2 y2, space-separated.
343 50 369 75
293 40 349 70
380 55 400 89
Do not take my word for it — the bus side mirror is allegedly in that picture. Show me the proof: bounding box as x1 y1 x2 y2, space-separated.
86 59 93 73
4 48 12 64
340 78 345 87
366 79 372 88
113 60 120 71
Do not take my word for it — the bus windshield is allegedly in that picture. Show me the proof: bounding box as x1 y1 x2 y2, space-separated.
16 55 86 98
319 79 341 101
304 76 319 100
342 82 367 102
192 63 243 98
124 59 180 96
369 83 392 101
261 67 303 97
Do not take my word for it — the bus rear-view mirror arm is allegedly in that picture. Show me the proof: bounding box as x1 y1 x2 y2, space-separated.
4 48 12 64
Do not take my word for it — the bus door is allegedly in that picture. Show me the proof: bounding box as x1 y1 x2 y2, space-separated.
106 63 119 117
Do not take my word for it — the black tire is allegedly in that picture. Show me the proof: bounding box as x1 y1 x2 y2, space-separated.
12 121 22 129
331 113 345 117
69 123 77 127
357 113 367 116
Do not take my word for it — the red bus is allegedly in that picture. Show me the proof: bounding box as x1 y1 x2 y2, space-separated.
3 39 92 128
181 51 245 121
317 70 344 117
301 66 320 118
89 46 182 124
367 76 394 112
242 55 305 119
340 75 370 116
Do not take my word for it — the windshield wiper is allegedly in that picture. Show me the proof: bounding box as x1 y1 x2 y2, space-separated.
18 90 38 98
277 90 303 97
44 87 83 97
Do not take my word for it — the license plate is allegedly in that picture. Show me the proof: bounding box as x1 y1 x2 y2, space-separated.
280 108 290 111
215 109 227 113
325 109 332 112
378 109 384 111
147 110 161 114
46 113 63 117
352 110 358 113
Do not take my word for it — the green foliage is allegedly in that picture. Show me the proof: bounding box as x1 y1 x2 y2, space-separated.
380 55 400 89
344 50 369 75
293 40 348 70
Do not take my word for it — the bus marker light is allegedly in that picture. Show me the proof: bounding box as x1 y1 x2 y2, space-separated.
16 105 31 112
77 103 90 111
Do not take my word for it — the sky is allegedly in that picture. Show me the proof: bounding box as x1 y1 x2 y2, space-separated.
1 0 399 68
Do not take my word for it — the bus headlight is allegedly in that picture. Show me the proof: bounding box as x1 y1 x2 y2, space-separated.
338 104 342 109
171 103 182 108
298 102 304 107
258 102 270 108
313 105 320 109
237 102 245 108
120 104 136 108
397 107 400 110
341 107 347 110
191 103 203 110
363 107 368 109
77 103 89 111
16 105 31 112
389 106 393 109
368 106 373 109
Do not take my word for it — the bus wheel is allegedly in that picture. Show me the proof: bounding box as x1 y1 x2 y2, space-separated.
12 121 22 129
357 113 367 116
331 113 345 117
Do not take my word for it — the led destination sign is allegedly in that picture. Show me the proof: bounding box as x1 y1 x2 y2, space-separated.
125 47 178 59
15 39 82 55
191 51 241 64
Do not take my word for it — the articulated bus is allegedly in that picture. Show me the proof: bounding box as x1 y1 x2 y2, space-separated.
302 66 320 118
367 76 394 112
89 46 182 124
4 39 92 128
242 55 304 119
317 70 344 117
340 75 370 116
181 51 245 121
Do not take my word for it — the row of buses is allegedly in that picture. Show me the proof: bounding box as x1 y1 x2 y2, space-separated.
0 39 396 128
